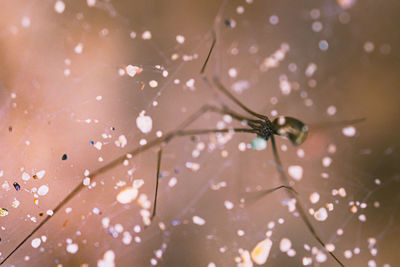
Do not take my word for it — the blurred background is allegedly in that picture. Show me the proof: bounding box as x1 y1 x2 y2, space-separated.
0 0 399 266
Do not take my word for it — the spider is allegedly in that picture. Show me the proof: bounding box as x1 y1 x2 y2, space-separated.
1 15 365 267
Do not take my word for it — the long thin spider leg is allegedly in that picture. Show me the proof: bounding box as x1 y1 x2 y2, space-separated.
208 104 261 124
200 30 216 74
198 28 267 121
150 149 163 222
212 77 267 120
244 185 298 206
270 135 345 267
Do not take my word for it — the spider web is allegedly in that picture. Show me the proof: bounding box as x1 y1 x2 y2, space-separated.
0 0 399 266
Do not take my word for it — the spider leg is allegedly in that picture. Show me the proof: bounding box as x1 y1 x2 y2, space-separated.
270 135 345 267
150 149 163 222
211 77 267 120
199 29 267 121
200 30 216 74
244 185 298 206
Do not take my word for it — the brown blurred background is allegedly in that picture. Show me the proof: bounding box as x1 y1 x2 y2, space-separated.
0 0 399 266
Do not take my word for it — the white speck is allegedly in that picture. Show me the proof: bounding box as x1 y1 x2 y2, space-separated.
267 221 275 229
115 135 128 148
296 149 305 158
168 177 177 188
149 80 158 88
12 198 20 208
139 139 147 146
303 257 313 265
176 35 185 44
74 43 83 54
279 75 292 95
236 6 245 14
130 31 137 39
344 250 353 259
251 137 267 151
287 249 296 257
316 251 327 262
228 68 238 78
136 111 153 134
102 217 110 228
237 229 245 236
94 141 102 150
326 243 335 252
36 170 46 179
38 185 49 196
21 16 31 28
309 192 320 204
251 238 273 265
83 177 91 186
224 200 234 210
337 0 357 9
358 214 366 222
319 40 329 51
87 0 96 7
185 162 200 171
288 165 303 181
322 156 332 167
287 198 297 212
31 238 41 248
126 65 140 77
192 215 206 225
338 187 347 197
122 231 132 245
22 172 30 181
312 21 323 32
269 15 279 25
279 238 292 252
93 207 100 214
116 186 138 204
305 63 317 77
142 30 152 40
115 224 123 233
231 80 250 94
327 105 337 116
342 126 356 137
66 243 79 254
185 79 195 90
133 179 144 189
368 260 377 267
239 250 252 266
54 1 66 13
314 207 328 221
98 250 115 267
